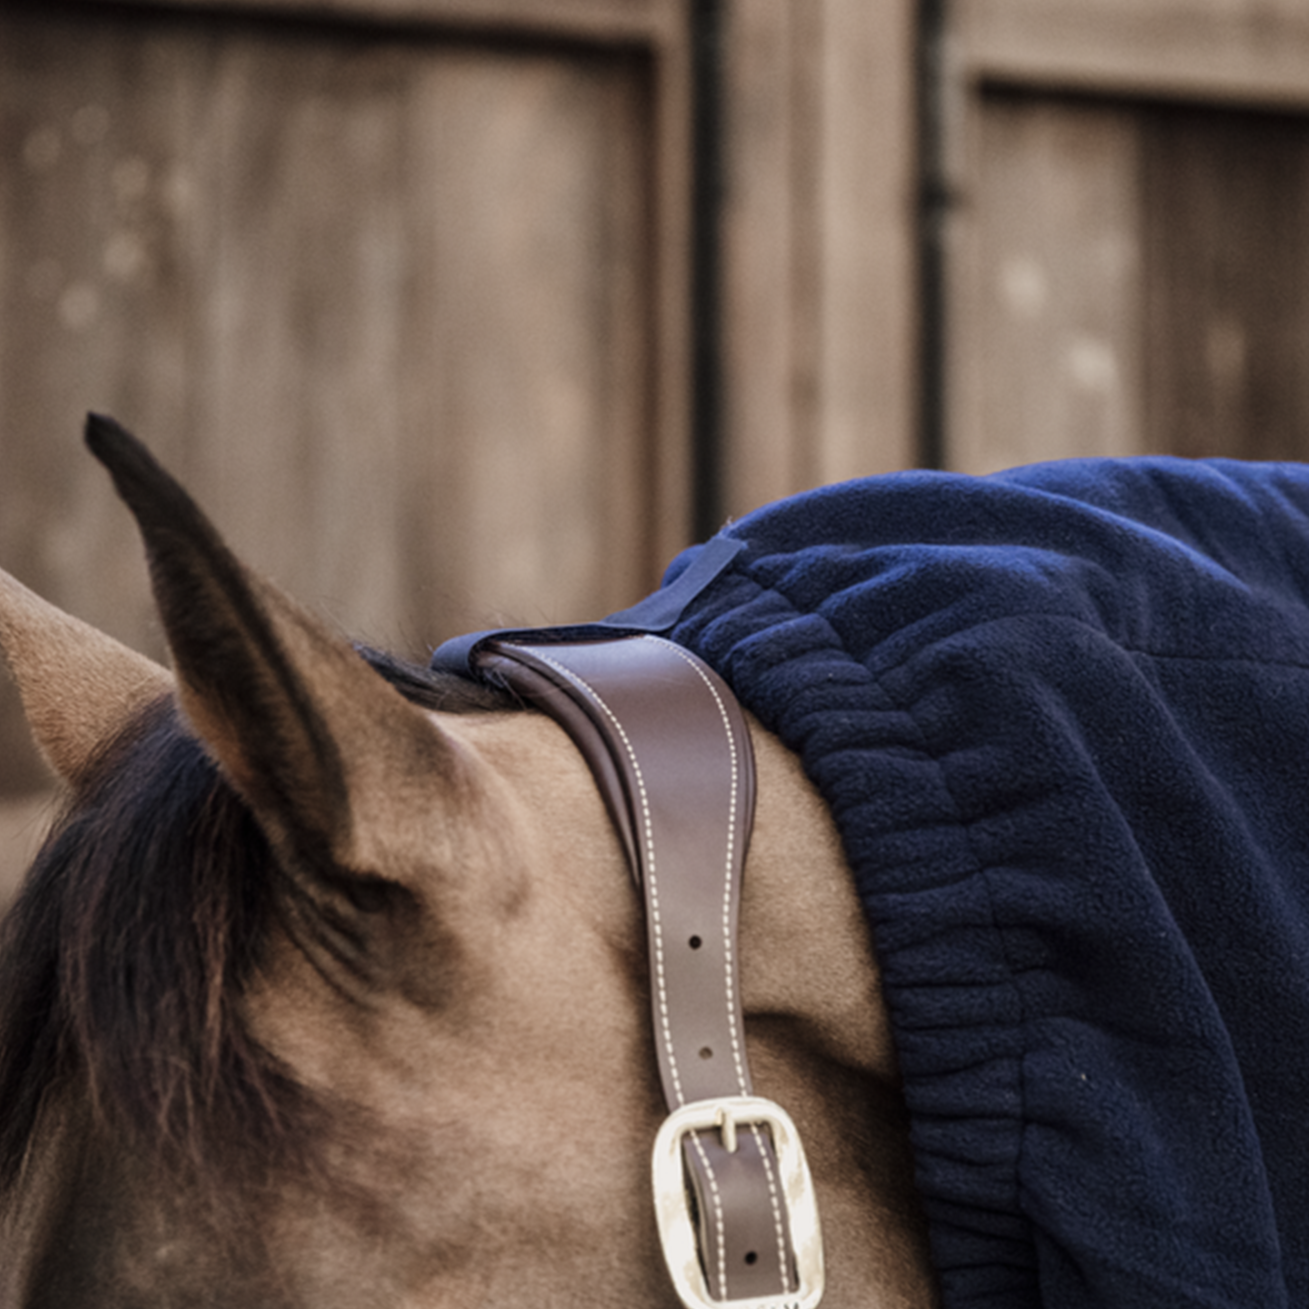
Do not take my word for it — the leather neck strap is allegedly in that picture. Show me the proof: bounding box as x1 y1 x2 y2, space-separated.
475 634 822 1309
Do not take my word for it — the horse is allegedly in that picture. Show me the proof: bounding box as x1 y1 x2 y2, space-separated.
0 417 937 1308
8 419 1309 1309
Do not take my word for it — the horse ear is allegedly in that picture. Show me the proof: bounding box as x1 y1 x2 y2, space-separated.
0 567 173 787
83 414 458 890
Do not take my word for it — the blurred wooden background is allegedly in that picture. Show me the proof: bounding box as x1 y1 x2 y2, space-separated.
946 0 1309 470
4 0 1309 901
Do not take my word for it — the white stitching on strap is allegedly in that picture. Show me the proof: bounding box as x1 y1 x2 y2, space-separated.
690 1129 728 1298
652 639 790 1293
750 1123 794 1294
531 639 792 1298
530 647 688 1106
652 638 749 1096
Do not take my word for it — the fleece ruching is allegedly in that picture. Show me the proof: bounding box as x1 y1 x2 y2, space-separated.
657 459 1309 1308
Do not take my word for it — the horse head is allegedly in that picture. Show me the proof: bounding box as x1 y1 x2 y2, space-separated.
0 418 933 1307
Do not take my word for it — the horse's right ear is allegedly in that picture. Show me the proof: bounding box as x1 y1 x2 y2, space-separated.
82 414 469 958
0 567 173 787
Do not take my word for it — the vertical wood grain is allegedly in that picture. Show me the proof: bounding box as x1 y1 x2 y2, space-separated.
404 48 655 634
1142 105 1309 461
719 0 918 520
946 0 1309 477
0 4 678 799
947 93 1144 474
719 0 800 517
946 83 1309 475
810 0 918 488
959 0 1309 109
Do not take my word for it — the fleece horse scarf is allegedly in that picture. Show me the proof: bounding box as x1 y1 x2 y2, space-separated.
436 457 1309 1308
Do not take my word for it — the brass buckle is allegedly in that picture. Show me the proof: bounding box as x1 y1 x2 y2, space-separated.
651 1096 825 1309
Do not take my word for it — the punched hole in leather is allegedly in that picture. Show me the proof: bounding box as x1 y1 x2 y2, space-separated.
477 635 817 1307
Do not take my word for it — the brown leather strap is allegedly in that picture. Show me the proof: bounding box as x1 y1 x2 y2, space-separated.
477 634 802 1304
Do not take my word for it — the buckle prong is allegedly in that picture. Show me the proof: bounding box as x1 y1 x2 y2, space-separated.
716 1104 739 1154
652 1096 825 1309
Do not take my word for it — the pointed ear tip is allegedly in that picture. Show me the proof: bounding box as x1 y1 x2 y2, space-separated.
83 415 187 527
84 412 135 462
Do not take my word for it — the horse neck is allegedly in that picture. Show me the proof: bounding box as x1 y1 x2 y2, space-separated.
741 721 898 1073
2 1098 285 1309
739 721 939 1306
2 710 939 1309
0 1094 80 1308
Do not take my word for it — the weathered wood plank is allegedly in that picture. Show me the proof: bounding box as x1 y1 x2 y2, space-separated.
945 84 1309 476
720 0 801 517
402 48 657 632
946 0 1309 477
947 94 1145 473
960 0 1309 109
0 4 681 799
719 0 918 520
0 10 188 789
647 6 693 565
77 0 683 45
1142 104 1309 461
811 0 918 487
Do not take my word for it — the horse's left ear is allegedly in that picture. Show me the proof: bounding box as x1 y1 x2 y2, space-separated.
84 414 462 907
0 568 173 787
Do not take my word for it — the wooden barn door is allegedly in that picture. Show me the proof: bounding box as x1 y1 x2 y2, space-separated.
943 0 1309 473
0 0 691 890
715 0 919 518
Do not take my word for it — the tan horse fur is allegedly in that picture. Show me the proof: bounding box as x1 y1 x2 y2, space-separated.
0 568 172 787
0 422 937 1307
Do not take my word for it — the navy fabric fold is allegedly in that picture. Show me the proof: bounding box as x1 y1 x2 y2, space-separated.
435 456 1309 1306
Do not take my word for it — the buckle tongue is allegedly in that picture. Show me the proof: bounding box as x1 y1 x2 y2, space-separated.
652 1096 825 1309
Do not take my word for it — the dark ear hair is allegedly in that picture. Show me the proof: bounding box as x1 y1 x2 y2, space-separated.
85 415 465 970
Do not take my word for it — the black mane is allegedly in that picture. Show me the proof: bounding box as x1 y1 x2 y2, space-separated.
0 649 518 1194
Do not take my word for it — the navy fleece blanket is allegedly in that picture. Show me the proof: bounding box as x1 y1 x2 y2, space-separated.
438 457 1309 1307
